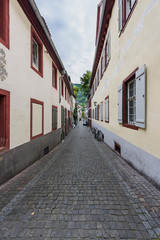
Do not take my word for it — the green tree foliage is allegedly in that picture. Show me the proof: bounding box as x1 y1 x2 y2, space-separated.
80 70 91 97
73 103 78 125
73 83 87 112
73 86 79 98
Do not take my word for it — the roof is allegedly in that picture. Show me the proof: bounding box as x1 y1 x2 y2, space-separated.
90 0 115 88
17 0 74 95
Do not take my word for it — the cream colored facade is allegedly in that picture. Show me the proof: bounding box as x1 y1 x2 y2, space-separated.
0 0 73 150
90 0 160 184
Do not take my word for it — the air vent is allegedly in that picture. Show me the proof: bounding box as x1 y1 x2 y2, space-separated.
115 142 121 155
44 146 49 156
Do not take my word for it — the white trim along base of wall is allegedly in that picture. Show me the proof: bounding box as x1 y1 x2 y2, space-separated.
92 121 160 186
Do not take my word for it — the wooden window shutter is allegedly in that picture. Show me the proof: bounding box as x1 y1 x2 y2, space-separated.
135 65 146 128
52 107 57 129
105 98 109 122
118 84 123 123
118 0 123 33
55 108 57 129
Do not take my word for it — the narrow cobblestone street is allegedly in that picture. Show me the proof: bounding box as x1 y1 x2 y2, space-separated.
0 122 160 240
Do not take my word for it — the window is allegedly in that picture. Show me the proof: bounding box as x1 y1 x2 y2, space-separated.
95 76 97 91
61 106 65 127
102 48 105 75
126 0 136 18
105 31 111 68
68 110 71 127
32 39 39 69
118 0 137 33
52 63 57 89
97 69 99 86
123 71 137 129
0 0 9 48
93 109 94 119
97 104 100 120
127 78 136 125
65 86 67 100
52 106 57 130
101 102 103 121
59 78 61 103
61 79 64 96
101 58 103 79
31 27 43 77
30 99 44 140
118 65 146 129
105 96 109 123
0 89 10 152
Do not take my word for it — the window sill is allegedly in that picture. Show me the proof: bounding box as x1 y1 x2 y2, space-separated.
123 123 138 130
0 37 9 49
52 86 57 90
31 65 43 78
31 133 43 141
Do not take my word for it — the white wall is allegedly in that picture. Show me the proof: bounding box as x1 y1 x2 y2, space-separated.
0 0 71 149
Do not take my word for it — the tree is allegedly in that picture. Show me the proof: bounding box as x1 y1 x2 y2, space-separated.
73 86 79 98
73 103 78 125
80 70 91 97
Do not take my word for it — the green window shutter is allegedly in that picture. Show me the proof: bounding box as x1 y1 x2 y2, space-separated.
56 108 57 129
61 107 63 126
61 107 65 126
53 107 57 129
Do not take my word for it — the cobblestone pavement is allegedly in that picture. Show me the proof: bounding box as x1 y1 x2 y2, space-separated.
0 122 160 240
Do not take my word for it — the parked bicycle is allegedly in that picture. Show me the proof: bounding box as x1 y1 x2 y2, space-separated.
94 128 103 141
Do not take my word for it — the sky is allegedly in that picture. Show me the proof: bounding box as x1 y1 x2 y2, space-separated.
34 0 100 84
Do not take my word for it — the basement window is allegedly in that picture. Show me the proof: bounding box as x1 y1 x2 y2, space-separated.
115 142 121 155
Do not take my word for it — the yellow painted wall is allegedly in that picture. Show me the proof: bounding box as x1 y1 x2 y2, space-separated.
92 0 160 159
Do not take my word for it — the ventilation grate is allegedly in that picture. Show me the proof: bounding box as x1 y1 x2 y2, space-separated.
44 146 49 156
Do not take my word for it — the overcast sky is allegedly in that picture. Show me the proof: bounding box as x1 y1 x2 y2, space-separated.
34 0 100 83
